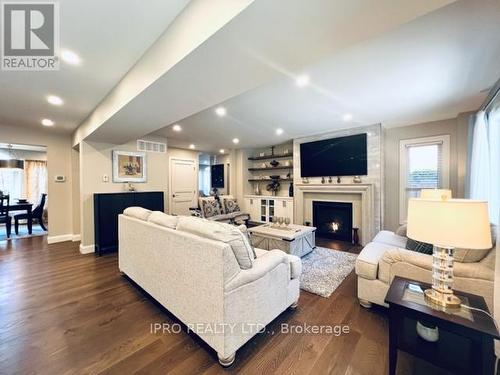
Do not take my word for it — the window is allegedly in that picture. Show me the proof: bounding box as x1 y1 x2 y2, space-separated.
198 165 211 196
399 135 450 224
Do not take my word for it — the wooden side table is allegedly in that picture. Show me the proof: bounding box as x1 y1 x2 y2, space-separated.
385 277 499 375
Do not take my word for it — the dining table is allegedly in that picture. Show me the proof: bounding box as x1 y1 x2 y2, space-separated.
7 200 34 234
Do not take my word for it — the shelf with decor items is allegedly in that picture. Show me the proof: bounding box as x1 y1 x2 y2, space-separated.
248 178 293 182
244 195 293 224
247 153 293 161
248 166 293 171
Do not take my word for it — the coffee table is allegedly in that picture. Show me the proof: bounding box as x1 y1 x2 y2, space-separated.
248 223 316 257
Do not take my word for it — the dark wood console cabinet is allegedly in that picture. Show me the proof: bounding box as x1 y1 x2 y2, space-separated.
93 191 164 256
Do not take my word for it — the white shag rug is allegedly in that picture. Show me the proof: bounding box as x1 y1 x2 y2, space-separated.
300 246 358 298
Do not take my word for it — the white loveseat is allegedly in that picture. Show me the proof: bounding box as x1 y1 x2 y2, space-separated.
118 208 301 366
356 226 496 312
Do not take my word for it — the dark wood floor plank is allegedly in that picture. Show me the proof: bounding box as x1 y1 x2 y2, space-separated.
0 235 449 375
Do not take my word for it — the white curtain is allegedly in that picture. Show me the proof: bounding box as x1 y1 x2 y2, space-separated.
0 168 23 201
23 160 48 204
469 110 499 224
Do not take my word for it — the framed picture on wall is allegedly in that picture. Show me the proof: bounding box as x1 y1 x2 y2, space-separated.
112 150 147 182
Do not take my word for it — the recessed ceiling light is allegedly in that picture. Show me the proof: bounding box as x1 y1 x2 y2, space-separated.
295 74 310 87
276 128 284 135
232 138 239 144
41 119 54 127
61 49 81 65
172 124 182 132
215 106 227 117
47 95 63 106
189 144 195 149
343 113 353 121
219 149 225 154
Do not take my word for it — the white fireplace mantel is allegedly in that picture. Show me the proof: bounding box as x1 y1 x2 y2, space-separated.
294 183 375 245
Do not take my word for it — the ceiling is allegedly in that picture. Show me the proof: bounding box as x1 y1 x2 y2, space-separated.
0 0 190 133
82 0 453 144
158 0 500 152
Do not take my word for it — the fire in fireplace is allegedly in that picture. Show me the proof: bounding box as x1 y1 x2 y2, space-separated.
312 201 353 242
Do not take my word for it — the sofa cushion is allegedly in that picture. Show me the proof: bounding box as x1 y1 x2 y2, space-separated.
176 216 254 269
372 230 407 248
238 224 257 259
148 211 178 229
123 206 152 221
355 241 394 280
454 224 497 263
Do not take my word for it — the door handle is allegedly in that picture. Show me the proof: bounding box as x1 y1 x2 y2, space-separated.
172 194 176 198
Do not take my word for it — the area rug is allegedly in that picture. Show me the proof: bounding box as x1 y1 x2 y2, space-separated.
300 247 358 298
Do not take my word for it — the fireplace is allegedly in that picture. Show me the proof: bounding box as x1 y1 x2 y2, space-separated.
312 201 353 242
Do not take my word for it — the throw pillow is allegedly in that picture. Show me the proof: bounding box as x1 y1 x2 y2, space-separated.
123 206 152 221
177 216 254 269
201 199 222 218
405 238 433 255
224 198 240 214
148 211 178 229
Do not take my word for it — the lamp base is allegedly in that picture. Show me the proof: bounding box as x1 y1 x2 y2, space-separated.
424 288 461 309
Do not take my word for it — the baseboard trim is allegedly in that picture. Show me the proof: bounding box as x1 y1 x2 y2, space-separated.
47 234 73 244
79 244 95 254
72 234 81 242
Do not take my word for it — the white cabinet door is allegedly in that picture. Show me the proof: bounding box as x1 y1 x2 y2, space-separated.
245 197 261 222
274 199 293 222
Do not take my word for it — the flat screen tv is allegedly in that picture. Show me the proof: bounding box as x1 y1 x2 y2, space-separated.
211 164 225 188
300 133 367 177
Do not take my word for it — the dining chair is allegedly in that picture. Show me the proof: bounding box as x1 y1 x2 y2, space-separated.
0 195 12 238
14 193 47 235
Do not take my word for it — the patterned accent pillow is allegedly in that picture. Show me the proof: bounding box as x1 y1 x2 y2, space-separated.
224 198 240 214
406 238 433 255
201 199 222 218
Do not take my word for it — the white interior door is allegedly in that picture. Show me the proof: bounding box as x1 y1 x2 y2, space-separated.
169 158 197 215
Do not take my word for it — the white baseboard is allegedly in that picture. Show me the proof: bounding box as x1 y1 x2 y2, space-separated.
72 234 81 242
47 234 73 244
79 244 95 254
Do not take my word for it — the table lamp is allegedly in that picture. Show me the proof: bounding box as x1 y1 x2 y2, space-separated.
407 197 491 308
420 189 452 200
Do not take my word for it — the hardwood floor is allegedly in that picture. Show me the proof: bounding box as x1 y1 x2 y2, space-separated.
0 236 451 374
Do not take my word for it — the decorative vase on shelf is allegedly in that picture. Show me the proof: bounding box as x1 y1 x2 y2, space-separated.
270 160 279 168
289 182 294 197
254 183 261 196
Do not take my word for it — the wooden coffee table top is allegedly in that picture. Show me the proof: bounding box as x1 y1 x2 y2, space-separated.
248 223 316 241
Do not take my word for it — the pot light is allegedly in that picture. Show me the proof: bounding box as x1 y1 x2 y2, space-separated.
189 144 195 149
172 124 182 132
215 106 227 117
276 128 284 135
232 138 239 144
343 113 353 121
295 74 310 87
219 149 225 154
61 49 81 65
41 119 54 127
47 95 63 106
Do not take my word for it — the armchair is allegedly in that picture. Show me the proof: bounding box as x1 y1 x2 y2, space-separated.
198 195 250 225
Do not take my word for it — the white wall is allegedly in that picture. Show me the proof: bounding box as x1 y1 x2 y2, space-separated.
79 136 169 249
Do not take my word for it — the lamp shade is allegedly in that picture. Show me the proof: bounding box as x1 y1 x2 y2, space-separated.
407 198 492 249
420 189 452 200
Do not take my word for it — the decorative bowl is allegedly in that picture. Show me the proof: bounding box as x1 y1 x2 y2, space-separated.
269 175 280 180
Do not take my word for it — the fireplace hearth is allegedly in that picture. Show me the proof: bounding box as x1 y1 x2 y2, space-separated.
313 201 353 242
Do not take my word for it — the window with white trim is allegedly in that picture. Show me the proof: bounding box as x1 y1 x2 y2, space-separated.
399 135 450 224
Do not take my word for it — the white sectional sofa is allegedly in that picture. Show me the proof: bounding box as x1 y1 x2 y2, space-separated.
118 207 301 366
355 226 496 312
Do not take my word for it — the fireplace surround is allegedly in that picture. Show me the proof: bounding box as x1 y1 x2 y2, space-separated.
313 201 353 241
